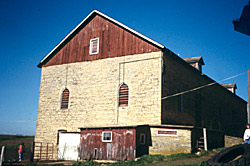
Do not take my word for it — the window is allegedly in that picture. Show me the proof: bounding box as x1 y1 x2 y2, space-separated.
140 133 146 144
119 83 129 107
157 129 178 136
61 88 70 109
102 131 112 142
89 38 99 55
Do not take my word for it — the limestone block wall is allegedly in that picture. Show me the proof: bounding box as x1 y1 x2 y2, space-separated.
225 135 244 147
149 127 192 155
35 51 163 158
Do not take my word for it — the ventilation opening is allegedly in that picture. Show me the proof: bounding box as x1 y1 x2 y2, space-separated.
119 83 129 107
61 88 70 109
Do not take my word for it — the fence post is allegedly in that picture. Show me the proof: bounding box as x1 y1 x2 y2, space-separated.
0 146 5 166
30 142 34 162
203 128 208 151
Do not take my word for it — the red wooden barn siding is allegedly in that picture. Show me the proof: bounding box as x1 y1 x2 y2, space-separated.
80 128 136 160
43 14 160 67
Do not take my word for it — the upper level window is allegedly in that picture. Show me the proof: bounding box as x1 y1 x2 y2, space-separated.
119 83 129 107
89 38 99 55
61 88 70 109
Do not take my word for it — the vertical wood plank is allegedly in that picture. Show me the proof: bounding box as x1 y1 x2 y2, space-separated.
43 15 160 67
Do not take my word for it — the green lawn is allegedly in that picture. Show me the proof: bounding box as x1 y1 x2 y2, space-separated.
0 135 224 166
72 150 215 166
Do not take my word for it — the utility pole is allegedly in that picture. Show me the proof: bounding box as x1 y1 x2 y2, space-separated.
248 69 249 123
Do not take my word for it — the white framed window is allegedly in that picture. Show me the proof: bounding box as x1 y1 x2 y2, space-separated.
102 131 112 142
89 38 99 55
140 133 145 144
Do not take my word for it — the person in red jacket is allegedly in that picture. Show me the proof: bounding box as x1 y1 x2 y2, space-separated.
18 143 24 161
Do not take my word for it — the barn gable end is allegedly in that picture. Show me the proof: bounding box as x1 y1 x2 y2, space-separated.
38 11 162 67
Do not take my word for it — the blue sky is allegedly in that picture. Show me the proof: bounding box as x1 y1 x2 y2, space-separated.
0 0 249 135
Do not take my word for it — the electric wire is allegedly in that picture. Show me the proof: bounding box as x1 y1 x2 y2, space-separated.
162 71 247 100
2 72 247 123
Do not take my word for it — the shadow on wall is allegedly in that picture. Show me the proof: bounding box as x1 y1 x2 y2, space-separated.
136 125 152 157
191 128 224 153
163 110 195 126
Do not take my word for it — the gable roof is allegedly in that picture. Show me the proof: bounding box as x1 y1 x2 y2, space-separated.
38 10 165 67
221 83 237 89
183 56 205 65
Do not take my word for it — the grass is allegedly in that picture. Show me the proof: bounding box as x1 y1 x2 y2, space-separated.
25 163 65 166
72 150 211 166
0 134 222 166
165 153 198 161
0 135 34 141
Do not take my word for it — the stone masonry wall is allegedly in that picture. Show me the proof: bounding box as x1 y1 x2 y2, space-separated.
225 135 244 147
35 51 162 159
149 127 192 155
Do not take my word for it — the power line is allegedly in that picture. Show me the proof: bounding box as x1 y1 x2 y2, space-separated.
162 71 247 100
1 72 247 124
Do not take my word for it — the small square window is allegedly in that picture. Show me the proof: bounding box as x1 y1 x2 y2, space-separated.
89 38 99 55
102 131 112 142
140 133 145 144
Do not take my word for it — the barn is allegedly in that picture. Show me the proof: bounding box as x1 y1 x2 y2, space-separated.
34 10 247 161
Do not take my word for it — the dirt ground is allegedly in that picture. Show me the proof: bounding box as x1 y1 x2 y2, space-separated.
147 151 217 166
41 151 217 166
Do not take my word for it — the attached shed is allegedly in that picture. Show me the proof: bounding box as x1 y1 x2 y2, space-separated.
79 125 151 160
